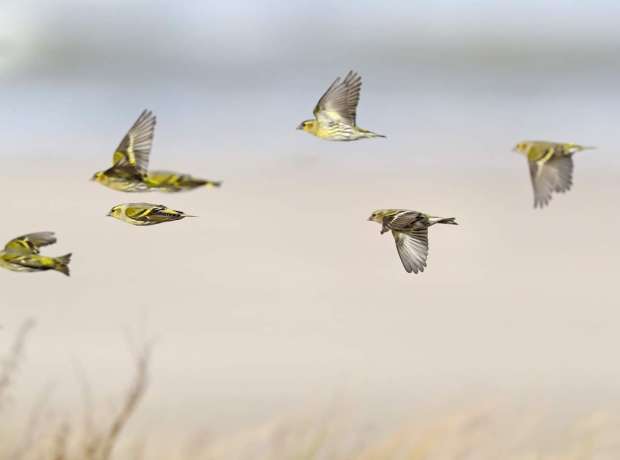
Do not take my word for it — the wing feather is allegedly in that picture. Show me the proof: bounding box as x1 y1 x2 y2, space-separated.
392 229 429 274
313 71 362 126
4 232 57 255
528 156 573 208
112 110 156 176
388 211 426 232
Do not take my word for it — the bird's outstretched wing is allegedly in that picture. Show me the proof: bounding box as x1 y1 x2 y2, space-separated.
528 156 573 208
4 232 57 255
111 110 156 176
392 229 429 274
313 71 362 126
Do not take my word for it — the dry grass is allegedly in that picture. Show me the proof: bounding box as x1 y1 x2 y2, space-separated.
0 321 150 460
1 322 619 460
0 319 35 406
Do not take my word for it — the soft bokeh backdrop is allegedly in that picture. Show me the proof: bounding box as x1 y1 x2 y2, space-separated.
1 0 619 452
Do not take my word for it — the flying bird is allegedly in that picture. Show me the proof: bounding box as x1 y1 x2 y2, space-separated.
92 110 156 192
144 171 221 192
297 71 385 141
92 110 222 193
368 209 457 274
513 141 595 208
107 203 196 226
0 232 72 276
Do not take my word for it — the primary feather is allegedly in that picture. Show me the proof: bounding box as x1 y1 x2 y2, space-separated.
112 109 157 176
314 70 362 127
92 110 157 192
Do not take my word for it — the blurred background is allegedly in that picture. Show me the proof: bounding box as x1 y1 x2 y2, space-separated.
1 0 620 458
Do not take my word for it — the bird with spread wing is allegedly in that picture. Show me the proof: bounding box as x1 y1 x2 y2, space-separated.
513 141 595 208
368 210 457 274
92 110 156 192
92 110 221 193
297 71 385 141
0 232 72 276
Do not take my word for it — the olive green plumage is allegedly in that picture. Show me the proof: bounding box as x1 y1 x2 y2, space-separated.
107 203 196 226
144 171 221 192
0 232 72 276
513 140 595 208
368 209 457 274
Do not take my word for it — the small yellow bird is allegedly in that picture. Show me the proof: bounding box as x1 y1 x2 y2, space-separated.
513 141 595 208
368 209 457 274
144 171 221 192
107 203 196 226
297 71 385 141
0 232 71 276
92 110 156 192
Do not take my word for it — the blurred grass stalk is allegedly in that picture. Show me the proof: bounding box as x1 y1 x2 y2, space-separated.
1 322 618 459
0 321 150 460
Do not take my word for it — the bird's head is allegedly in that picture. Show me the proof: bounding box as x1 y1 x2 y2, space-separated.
91 171 106 183
107 205 122 218
368 209 403 223
368 210 388 224
297 119 317 133
513 141 532 155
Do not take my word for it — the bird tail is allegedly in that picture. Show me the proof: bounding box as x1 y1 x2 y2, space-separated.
54 253 72 276
179 177 221 189
570 144 596 153
430 217 458 226
200 179 222 188
358 128 386 139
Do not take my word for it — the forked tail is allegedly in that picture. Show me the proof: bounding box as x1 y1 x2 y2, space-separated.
202 180 222 188
571 144 596 153
54 253 72 276
359 128 386 139
430 217 458 226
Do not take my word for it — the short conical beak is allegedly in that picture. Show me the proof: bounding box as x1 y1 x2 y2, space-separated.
296 123 303 130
